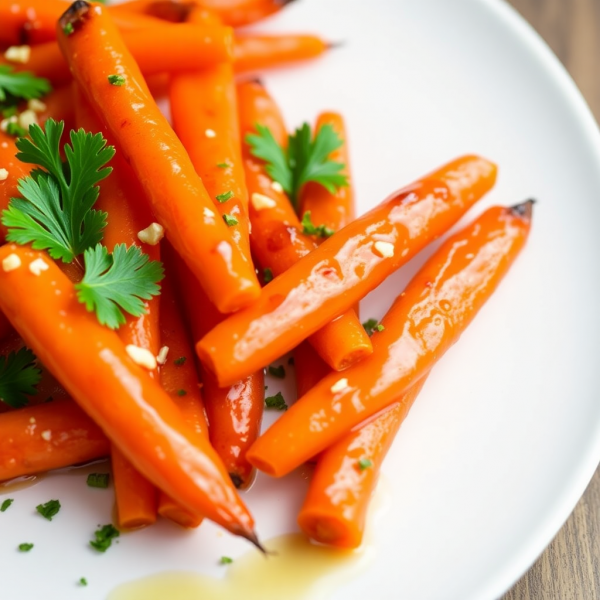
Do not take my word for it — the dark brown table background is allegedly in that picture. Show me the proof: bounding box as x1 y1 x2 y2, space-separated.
502 1 600 598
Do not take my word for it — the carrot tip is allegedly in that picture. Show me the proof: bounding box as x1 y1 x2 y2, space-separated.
59 0 91 31
243 530 268 554
509 199 535 220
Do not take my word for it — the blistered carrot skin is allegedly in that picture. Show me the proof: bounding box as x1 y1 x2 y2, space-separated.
0 244 259 544
234 34 328 73
247 202 534 477
236 80 372 372
0 397 109 481
197 155 497 386
298 379 427 548
157 275 210 528
57 1 260 313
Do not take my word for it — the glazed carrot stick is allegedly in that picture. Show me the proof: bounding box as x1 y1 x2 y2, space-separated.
157 274 210 528
197 155 497 386
293 341 330 398
297 378 427 548
0 397 110 481
2 23 234 86
0 132 32 241
0 0 164 46
112 0 295 27
74 87 160 530
247 202 534 477
0 244 259 543
236 79 372 372
37 86 76 131
234 34 329 73
57 2 259 313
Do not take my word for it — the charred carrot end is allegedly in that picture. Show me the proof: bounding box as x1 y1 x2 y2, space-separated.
246 203 532 477
298 379 426 548
197 155 497 387
57 1 260 314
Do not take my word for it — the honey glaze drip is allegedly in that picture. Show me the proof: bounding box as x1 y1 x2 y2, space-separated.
108 532 373 600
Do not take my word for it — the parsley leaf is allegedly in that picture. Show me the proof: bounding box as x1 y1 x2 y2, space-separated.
1 498 14 512
265 391 287 411
18 543 34 552
300 211 334 238
0 66 51 103
75 244 164 330
86 473 109 489
0 347 41 408
362 319 384 336
36 499 61 520
90 524 119 552
2 120 113 263
220 556 233 565
79 578 88 586
246 122 348 207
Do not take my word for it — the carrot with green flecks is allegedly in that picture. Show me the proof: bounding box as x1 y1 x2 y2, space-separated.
0 243 261 544
74 86 160 530
198 154 497 386
236 79 372 372
247 202 533 477
56 1 260 314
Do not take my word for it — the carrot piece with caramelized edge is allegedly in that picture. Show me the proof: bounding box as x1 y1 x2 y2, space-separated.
0 243 260 544
236 79 372 372
298 378 427 548
2 23 234 87
74 86 160 530
0 397 110 482
57 1 260 313
157 274 210 528
234 34 329 73
247 202 534 477
197 154 497 386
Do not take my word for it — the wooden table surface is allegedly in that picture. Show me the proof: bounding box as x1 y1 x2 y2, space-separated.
501 1 600 599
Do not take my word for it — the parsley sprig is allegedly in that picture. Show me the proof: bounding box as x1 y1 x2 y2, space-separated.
245 122 348 207
0 66 51 104
0 347 41 408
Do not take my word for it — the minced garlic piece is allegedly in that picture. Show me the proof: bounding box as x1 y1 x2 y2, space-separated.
28 98 47 113
373 241 395 258
137 222 164 246
205 129 216 138
2 253 21 272
251 193 276 211
41 430 52 441
0 116 17 132
271 181 284 193
0 168 8 181
29 258 49 276
4 45 31 64
330 378 349 393
126 345 157 370
156 345 169 366
18 110 38 130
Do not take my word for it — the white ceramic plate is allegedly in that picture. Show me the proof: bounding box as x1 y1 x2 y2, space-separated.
3 0 600 598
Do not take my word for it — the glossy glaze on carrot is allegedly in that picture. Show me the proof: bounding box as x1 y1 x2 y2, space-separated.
247 202 533 477
197 155 497 386
57 1 260 313
0 244 259 543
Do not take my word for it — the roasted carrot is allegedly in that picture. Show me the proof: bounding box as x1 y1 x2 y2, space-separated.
37 86 76 131
197 155 497 386
236 79 372 372
234 34 328 73
157 274 209 528
0 244 259 543
247 202 534 477
293 341 329 398
74 86 160 530
112 0 295 27
2 23 234 86
57 1 260 313
0 397 110 481
297 378 427 548
0 0 164 46
0 311 12 341
0 132 32 241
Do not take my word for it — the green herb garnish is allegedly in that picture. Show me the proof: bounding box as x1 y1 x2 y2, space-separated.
107 74 126 86
90 524 119 552
18 543 34 552
86 473 109 489
263 267 273 283
36 499 61 520
300 211 334 238
220 556 233 565
0 66 51 103
174 356 186 366
0 347 41 408
265 391 287 411
357 458 373 471
1 498 14 512
216 191 233 203
268 365 285 379
222 214 238 227
362 319 384 336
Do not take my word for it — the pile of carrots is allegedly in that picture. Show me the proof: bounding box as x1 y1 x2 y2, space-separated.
0 0 533 552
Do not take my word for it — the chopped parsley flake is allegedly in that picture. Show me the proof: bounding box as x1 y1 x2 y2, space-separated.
265 391 287 411
174 356 187 366
301 211 334 238
86 473 109 489
216 191 233 203
223 214 238 227
220 556 233 564
79 577 88 586
1 498 14 512
268 364 285 379
362 319 384 336
263 267 273 283
108 74 126 86
177 389 187 396
90 524 119 552
36 499 61 520
18 543 33 552
216 162 230 169
357 458 373 471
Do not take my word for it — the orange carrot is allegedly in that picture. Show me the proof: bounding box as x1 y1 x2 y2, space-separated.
157 274 210 528
236 79 372 372
57 2 260 313
0 243 259 543
0 397 110 481
197 155 497 386
2 22 234 86
297 378 427 548
37 86 76 131
234 34 328 73
0 311 12 341
247 202 534 477
74 86 160 530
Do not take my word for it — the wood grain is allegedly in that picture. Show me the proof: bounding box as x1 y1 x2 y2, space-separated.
503 1 600 598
